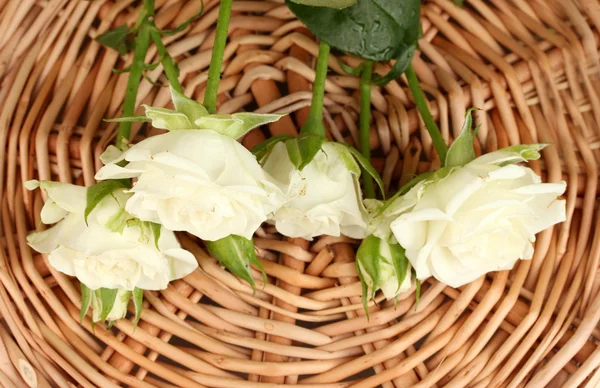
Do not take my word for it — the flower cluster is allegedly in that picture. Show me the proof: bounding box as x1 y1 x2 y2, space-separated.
27 88 566 323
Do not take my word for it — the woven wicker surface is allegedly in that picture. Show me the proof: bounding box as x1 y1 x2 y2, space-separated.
1 0 600 387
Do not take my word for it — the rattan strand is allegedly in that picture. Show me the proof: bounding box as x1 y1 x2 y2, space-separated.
0 0 599 387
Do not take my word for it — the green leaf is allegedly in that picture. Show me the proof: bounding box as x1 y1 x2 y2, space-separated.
161 0 205 35
133 287 144 328
85 180 129 224
104 116 151 123
80 284 92 323
170 86 209 124
96 24 131 55
143 106 194 130
195 113 285 140
97 288 119 322
286 0 421 62
356 236 382 297
338 143 385 198
252 135 295 162
445 108 479 167
289 0 356 8
205 235 262 291
453 0 464 6
148 222 161 249
372 43 416 87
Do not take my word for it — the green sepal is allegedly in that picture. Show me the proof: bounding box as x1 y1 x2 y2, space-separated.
389 243 409 296
205 235 264 292
285 133 326 171
171 86 209 124
147 222 161 250
252 135 295 162
133 287 144 329
103 116 151 123
356 235 382 319
80 284 92 323
195 113 285 140
85 180 129 225
338 143 385 198
414 269 420 311
96 288 119 322
445 108 479 167
143 106 194 130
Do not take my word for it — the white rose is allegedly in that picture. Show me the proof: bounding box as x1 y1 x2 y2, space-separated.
26 181 197 291
92 289 131 322
261 142 368 240
382 148 567 288
356 236 413 300
95 130 285 241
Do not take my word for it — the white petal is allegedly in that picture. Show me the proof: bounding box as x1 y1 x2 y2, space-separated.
39 181 86 213
40 199 68 224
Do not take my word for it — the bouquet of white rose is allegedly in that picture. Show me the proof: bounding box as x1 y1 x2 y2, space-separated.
25 0 566 327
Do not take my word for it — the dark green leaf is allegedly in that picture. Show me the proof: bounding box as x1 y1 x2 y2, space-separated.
85 180 129 224
289 0 356 8
133 287 144 328
97 288 119 322
372 43 416 87
206 235 261 291
161 1 205 36
453 0 464 6
445 108 479 167
339 144 385 198
96 24 130 55
252 135 295 162
80 284 92 323
286 0 421 62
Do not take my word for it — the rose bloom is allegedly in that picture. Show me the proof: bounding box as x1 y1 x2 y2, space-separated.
261 142 368 240
95 130 285 241
373 149 567 288
356 236 413 300
26 181 197 291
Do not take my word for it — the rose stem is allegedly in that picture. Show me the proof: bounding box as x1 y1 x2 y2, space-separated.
114 2 153 150
300 40 330 137
203 0 233 114
405 64 448 165
150 29 183 93
359 61 375 198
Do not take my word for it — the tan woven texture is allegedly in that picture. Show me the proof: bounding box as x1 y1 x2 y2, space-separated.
1 0 600 387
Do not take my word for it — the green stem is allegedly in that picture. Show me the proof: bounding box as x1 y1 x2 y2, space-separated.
301 40 330 137
359 61 375 199
150 29 182 93
115 25 151 150
203 0 233 114
405 64 448 165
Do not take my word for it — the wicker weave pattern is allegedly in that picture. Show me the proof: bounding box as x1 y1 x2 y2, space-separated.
0 0 599 386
